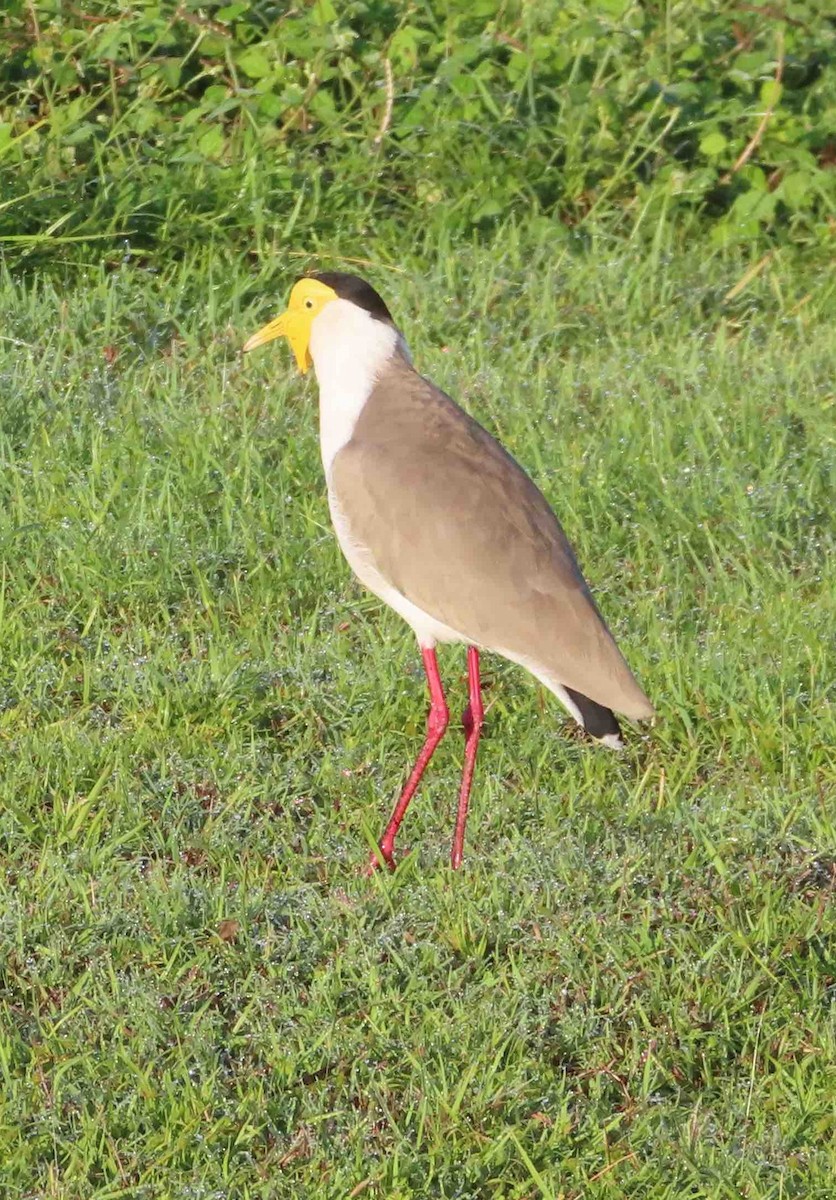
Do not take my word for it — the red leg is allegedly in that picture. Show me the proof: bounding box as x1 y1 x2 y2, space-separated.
370 647 449 871
451 646 484 870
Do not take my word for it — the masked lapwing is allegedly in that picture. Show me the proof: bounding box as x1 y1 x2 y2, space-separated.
244 272 653 870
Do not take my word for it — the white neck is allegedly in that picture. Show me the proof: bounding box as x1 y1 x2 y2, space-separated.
309 299 400 474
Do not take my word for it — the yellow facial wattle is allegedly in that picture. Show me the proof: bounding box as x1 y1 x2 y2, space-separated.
242 278 338 373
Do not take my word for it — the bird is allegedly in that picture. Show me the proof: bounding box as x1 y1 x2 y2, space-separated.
243 272 653 871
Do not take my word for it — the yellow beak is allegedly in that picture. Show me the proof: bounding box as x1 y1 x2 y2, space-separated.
242 308 313 373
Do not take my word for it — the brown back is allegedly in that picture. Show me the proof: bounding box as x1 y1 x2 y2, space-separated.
329 353 653 718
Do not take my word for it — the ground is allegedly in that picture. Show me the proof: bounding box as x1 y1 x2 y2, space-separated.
1 239 834 1197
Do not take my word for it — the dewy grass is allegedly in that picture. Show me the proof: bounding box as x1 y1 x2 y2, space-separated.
0 237 834 1198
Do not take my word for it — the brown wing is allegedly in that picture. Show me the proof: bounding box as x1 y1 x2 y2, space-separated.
329 355 653 718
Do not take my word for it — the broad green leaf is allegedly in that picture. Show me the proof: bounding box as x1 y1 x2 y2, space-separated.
390 26 421 70
594 0 632 14
199 34 228 58
700 131 728 157
313 0 337 23
236 48 273 80
217 3 248 18
309 89 337 123
471 197 502 221
197 125 224 158
158 61 181 89
257 93 283 120
779 171 811 209
760 79 783 108
730 186 776 224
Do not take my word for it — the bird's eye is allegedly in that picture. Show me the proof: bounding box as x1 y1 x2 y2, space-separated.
304 298 314 310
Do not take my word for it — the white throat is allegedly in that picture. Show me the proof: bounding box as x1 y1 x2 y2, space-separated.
309 298 400 474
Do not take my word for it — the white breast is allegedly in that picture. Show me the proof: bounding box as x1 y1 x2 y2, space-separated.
309 299 399 474
310 299 466 648
327 484 468 649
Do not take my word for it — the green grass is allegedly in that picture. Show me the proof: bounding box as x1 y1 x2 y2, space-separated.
1 236 835 1198
3 0 835 270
